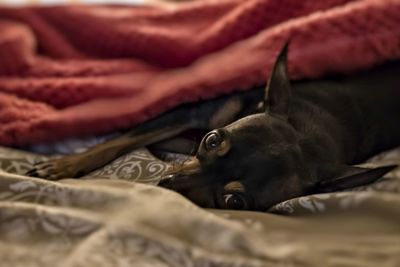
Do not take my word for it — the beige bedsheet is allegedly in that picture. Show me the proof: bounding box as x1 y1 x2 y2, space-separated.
0 146 399 267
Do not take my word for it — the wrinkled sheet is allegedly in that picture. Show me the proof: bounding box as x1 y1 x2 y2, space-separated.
0 146 399 267
1 0 400 146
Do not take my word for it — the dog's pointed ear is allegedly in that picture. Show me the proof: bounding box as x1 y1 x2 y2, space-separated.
264 42 291 120
314 164 397 193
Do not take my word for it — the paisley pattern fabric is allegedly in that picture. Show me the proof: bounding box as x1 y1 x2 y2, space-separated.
0 145 399 266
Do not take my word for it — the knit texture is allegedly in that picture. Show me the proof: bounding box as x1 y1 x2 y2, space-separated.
0 0 399 146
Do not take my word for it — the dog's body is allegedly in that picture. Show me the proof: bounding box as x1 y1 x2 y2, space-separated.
28 45 400 211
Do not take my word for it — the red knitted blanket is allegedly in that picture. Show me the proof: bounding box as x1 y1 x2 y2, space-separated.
0 0 399 146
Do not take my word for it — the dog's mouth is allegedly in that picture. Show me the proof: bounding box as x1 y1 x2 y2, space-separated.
159 157 211 191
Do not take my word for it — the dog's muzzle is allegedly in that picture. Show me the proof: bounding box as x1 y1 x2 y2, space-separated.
158 157 207 191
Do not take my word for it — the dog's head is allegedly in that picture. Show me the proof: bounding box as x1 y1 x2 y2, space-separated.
159 43 396 211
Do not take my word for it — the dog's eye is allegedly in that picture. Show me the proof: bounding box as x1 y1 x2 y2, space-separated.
204 132 222 151
223 193 247 210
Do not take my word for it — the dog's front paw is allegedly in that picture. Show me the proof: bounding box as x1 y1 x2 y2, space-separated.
26 157 83 180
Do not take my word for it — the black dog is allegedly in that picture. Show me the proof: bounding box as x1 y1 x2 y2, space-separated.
28 43 400 211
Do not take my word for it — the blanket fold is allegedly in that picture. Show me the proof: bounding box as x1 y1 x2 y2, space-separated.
0 0 400 146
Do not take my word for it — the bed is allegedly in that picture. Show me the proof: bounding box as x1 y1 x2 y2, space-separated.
1 0 400 266
0 143 399 266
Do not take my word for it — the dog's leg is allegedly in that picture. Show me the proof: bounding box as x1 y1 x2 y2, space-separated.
26 124 189 179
